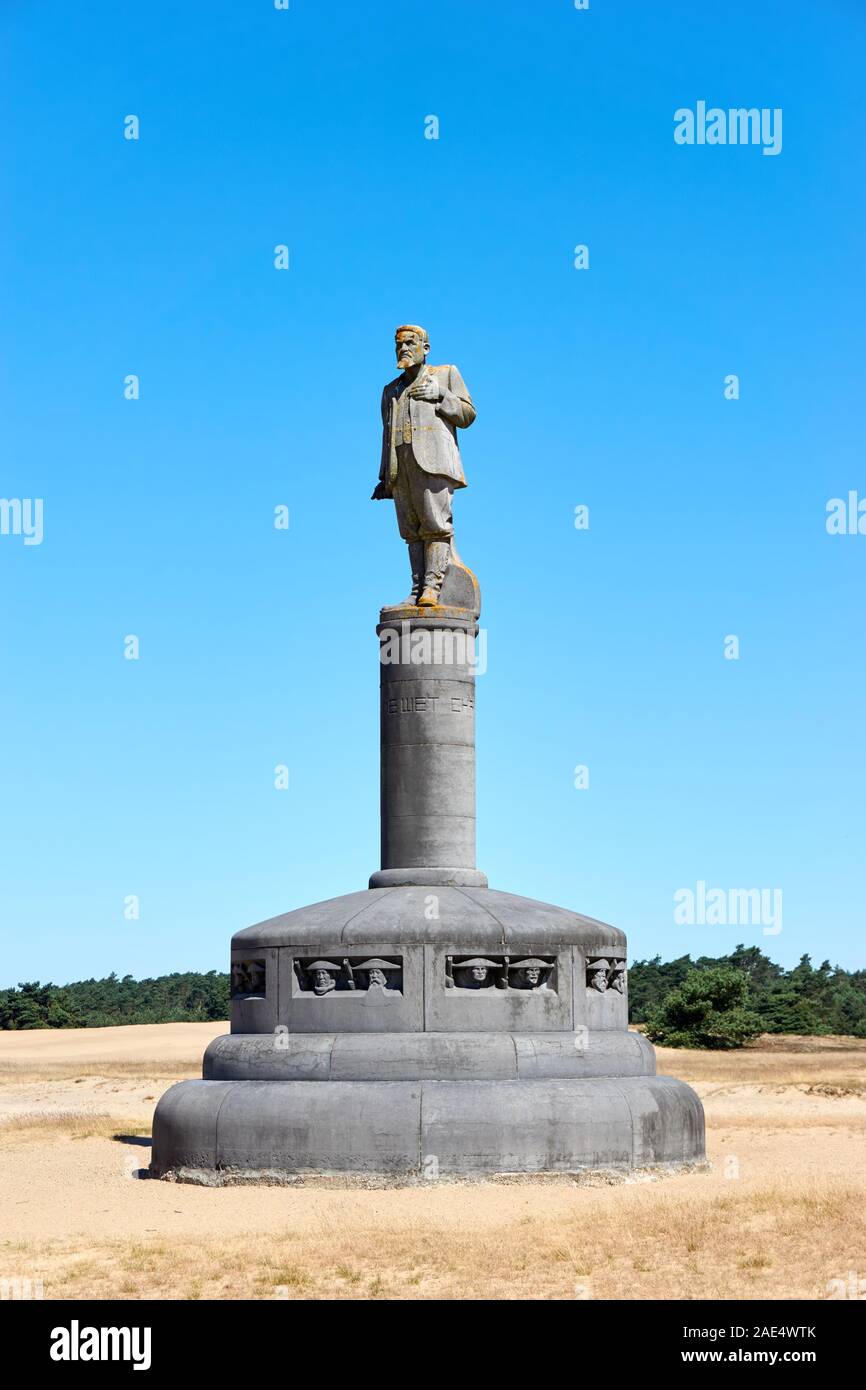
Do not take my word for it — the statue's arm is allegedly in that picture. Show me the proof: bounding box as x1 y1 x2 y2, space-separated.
371 386 391 500
436 365 476 430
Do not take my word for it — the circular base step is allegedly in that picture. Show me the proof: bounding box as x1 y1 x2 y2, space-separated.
150 1074 705 1179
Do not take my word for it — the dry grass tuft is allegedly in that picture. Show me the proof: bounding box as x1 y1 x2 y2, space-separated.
0 1060 201 1083
0 1111 151 1143
657 1035 866 1087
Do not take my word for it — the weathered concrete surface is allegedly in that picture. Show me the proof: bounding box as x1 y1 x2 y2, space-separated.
172 868 706 1179
233 886 625 951
369 866 489 888
150 1074 704 1177
150 1079 237 1171
151 563 707 1180
228 941 628 1039
584 983 629 1032
229 946 280 1035
420 1076 705 1175
203 1029 657 1082
229 887 628 1035
375 616 482 885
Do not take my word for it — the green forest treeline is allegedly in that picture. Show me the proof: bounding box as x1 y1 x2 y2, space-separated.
1 946 864 1035
0 971 228 1030
629 945 866 1038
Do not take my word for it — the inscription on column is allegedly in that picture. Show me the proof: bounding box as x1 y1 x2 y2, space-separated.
383 690 474 715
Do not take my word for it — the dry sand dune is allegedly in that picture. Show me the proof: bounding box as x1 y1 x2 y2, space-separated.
0 1021 222 1078
0 1024 864 1301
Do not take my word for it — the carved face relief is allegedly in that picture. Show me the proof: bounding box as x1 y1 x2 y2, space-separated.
447 955 555 991
511 966 544 989
587 965 609 993
295 956 403 996
455 965 490 989
452 961 495 989
231 959 266 997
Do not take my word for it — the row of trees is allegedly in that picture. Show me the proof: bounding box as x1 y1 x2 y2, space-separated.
628 946 866 1040
0 972 229 1030
0 948 863 1045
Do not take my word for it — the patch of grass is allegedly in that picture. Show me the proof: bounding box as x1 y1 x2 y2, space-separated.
268 1266 310 1289
5 1184 863 1302
0 1111 129 1142
0 1061 202 1083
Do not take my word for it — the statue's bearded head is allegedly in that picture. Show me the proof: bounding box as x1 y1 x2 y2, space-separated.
395 324 429 371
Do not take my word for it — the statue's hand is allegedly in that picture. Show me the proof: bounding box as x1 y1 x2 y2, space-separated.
370 482 387 501
408 376 442 402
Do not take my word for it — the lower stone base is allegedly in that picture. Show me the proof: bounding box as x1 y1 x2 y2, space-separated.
150 1074 704 1179
203 1029 657 1081
158 1161 710 1188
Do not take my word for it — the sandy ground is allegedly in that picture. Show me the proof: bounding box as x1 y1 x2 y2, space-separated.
0 1023 864 1300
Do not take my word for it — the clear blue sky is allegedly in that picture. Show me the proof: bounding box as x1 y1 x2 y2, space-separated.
1 0 864 988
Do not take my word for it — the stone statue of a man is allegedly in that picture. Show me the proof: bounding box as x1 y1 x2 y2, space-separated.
371 324 475 607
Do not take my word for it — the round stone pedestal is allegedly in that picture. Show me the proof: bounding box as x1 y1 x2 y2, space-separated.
150 886 705 1180
151 1074 704 1179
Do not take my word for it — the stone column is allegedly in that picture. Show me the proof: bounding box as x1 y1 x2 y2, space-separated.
369 613 487 888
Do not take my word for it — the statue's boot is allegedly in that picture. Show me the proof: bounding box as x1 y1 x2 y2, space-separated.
401 542 425 605
418 539 451 607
